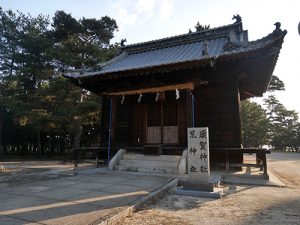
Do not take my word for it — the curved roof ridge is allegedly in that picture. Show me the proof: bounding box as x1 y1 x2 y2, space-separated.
121 22 243 54
248 28 287 45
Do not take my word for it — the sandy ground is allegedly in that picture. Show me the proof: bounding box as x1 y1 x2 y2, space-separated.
117 152 300 225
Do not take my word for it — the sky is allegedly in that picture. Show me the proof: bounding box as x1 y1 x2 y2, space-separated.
1 0 300 113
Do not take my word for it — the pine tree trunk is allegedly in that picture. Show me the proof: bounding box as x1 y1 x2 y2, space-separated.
36 128 42 156
50 134 55 156
74 120 82 149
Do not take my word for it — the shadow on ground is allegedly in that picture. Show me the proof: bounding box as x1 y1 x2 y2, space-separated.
0 168 171 225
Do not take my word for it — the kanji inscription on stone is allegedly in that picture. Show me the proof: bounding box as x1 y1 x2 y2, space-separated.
187 127 210 180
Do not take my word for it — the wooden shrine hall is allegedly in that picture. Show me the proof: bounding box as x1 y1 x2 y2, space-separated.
66 16 286 172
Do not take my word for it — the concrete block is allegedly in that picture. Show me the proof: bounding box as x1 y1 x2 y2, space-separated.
178 149 187 175
121 166 177 174
178 179 214 192
136 166 178 174
174 189 222 198
119 159 178 168
123 154 180 162
109 149 126 170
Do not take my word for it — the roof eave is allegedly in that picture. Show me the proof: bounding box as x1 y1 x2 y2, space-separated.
65 28 287 85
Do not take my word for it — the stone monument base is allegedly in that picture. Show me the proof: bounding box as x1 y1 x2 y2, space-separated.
175 178 222 198
175 188 222 198
178 179 214 192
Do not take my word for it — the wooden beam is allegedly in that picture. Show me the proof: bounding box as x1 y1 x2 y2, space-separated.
103 82 195 96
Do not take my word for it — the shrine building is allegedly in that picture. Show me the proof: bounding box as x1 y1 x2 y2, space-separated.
65 16 286 173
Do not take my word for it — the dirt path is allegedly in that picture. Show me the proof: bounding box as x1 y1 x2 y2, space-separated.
268 152 300 188
118 152 300 225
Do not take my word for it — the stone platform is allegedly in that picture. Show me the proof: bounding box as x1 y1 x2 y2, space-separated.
0 168 173 225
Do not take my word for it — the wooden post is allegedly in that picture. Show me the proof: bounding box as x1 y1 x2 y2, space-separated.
225 149 230 173
262 153 269 179
160 101 164 144
186 90 192 128
232 75 242 146
111 96 117 147
95 148 99 168
191 94 195 127
74 148 79 167
107 95 118 161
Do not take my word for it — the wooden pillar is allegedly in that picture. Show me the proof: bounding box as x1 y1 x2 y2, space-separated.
178 93 187 145
111 96 118 149
232 75 242 147
231 74 243 164
186 90 192 128
160 101 164 144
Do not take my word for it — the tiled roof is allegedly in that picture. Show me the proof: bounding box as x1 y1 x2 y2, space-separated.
65 20 286 79
91 38 226 75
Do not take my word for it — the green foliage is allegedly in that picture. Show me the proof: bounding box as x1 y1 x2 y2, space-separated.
267 75 285 92
264 95 300 151
188 22 210 33
241 74 299 151
52 11 118 69
51 11 118 148
194 22 210 32
0 8 118 156
241 100 269 147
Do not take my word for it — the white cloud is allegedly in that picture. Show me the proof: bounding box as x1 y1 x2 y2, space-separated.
111 0 175 43
112 0 174 28
117 7 138 26
135 0 157 15
156 0 174 23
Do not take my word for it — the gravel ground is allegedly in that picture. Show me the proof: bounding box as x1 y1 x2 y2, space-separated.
117 152 300 225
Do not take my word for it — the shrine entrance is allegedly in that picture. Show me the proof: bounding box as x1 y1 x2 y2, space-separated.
147 100 178 144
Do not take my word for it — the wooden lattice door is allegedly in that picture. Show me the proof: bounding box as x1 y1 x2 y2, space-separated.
147 103 161 143
147 101 178 144
163 101 178 143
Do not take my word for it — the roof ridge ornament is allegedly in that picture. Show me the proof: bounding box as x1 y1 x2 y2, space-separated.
274 22 281 30
232 14 242 24
273 22 282 36
223 37 240 51
121 38 127 47
202 40 209 56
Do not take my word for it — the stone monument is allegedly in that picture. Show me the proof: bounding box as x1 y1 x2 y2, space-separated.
187 127 210 181
176 127 221 198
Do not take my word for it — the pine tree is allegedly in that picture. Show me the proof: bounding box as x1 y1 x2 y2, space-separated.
241 100 269 147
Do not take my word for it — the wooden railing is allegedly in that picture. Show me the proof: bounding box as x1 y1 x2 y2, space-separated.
73 147 108 168
73 146 271 179
210 148 271 179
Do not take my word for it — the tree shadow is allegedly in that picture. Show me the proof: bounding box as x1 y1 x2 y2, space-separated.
0 172 168 224
240 197 300 224
0 190 147 224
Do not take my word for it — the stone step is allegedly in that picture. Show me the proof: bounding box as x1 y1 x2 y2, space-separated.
119 159 179 168
123 153 181 162
114 164 178 174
